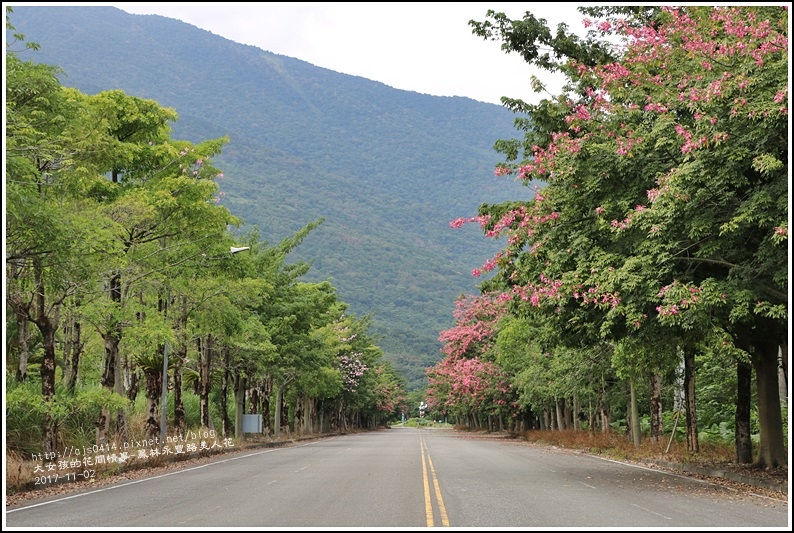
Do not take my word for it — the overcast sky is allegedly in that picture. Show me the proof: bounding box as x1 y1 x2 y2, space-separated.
108 2 590 106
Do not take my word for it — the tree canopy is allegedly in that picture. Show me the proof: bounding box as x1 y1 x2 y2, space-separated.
430 5 788 466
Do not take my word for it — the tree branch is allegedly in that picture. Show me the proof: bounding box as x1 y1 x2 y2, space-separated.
669 256 788 302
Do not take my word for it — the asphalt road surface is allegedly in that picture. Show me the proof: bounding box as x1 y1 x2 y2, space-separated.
5 427 789 528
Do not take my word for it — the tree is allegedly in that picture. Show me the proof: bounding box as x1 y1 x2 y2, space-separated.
463 6 787 464
6 47 123 454
86 94 238 444
428 292 515 428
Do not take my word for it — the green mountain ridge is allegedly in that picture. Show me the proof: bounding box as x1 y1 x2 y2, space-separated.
9 5 532 389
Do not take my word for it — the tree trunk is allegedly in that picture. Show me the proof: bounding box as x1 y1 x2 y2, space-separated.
143 368 162 440
174 362 185 437
173 296 189 436
555 398 565 430
600 408 610 433
283 392 291 434
274 384 284 438
234 373 246 440
683 349 699 453
649 372 664 443
629 378 641 447
30 259 60 456
221 366 230 439
303 397 314 434
249 387 259 419
114 278 131 443
64 314 82 393
525 407 535 431
115 353 130 445
63 310 74 386
735 359 753 464
199 335 213 429
753 340 786 467
98 331 119 445
295 396 303 435
778 343 788 407
36 318 59 456
261 378 272 436
15 305 32 382
62 299 84 393
599 374 610 433
98 272 122 446
588 400 596 433
122 354 140 403
572 394 580 431
123 356 140 405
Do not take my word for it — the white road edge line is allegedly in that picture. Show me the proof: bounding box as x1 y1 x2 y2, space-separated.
632 502 672 520
594 456 787 503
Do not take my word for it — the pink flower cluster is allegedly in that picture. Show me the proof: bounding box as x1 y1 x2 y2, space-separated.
338 353 367 393
655 282 703 318
438 293 509 358
426 356 513 415
572 285 621 308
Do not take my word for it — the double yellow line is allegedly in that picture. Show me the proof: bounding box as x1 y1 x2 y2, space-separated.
420 432 449 527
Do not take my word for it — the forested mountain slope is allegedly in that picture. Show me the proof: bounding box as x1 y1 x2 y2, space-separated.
9 6 532 389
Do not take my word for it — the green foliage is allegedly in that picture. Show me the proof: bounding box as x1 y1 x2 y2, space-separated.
699 422 735 445
435 5 788 464
6 378 129 456
401 417 450 428
7 5 528 387
4 4 416 460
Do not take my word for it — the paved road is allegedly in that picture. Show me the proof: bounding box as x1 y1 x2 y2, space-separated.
5 428 789 528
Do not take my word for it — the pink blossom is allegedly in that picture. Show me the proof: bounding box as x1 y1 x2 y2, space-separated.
450 217 473 229
575 105 591 120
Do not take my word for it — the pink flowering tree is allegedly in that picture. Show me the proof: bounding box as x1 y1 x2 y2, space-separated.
427 354 515 429
338 352 367 393
428 292 518 428
322 313 405 428
368 364 408 416
465 6 787 464
438 292 510 359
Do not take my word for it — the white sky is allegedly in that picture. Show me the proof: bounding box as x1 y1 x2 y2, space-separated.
104 2 590 106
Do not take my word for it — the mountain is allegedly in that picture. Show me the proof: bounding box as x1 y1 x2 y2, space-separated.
8 6 532 389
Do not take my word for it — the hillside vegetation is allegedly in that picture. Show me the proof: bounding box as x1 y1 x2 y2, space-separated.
9 5 532 389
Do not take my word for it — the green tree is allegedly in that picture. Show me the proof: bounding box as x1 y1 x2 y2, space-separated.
6 46 123 454
463 6 787 464
88 93 239 444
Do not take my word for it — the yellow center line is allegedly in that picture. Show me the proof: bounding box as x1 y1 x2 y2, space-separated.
421 435 434 527
420 432 450 527
426 449 450 526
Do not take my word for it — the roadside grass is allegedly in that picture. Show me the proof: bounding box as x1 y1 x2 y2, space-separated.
5 410 167 494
